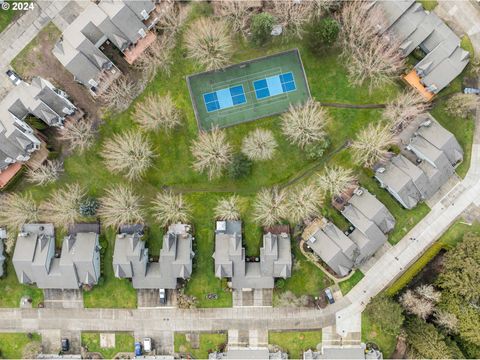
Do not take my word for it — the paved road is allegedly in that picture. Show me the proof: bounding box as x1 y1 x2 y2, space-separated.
435 0 480 55
0 303 347 334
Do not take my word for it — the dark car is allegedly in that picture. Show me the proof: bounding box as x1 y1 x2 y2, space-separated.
61 338 70 352
325 288 335 304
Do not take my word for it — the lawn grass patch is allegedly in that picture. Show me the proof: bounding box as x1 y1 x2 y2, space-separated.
461 35 475 58
0 256 43 307
418 0 438 11
269 331 322 359
386 221 480 296
174 332 226 359
0 333 41 359
361 312 396 358
0 4 16 33
339 270 364 295
81 332 134 358
11 22 61 76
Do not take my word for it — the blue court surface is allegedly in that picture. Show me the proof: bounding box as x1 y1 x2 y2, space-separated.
203 85 247 112
253 72 296 100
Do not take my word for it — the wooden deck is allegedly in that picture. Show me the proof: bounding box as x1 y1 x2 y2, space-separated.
25 140 49 171
0 163 23 189
404 70 435 101
124 31 156 65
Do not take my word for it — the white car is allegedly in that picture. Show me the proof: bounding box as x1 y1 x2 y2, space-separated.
6 70 22 86
143 337 152 353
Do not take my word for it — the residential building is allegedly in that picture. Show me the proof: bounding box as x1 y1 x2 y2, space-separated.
12 224 101 289
53 0 157 94
303 343 382 359
0 76 77 188
213 221 292 290
209 347 287 359
374 0 469 98
375 117 463 209
304 188 394 277
113 223 194 290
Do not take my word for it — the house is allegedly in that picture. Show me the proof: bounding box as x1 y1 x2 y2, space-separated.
12 224 101 289
209 347 287 359
0 77 77 188
213 221 292 290
306 219 357 277
375 117 463 209
374 0 469 98
53 0 157 94
112 223 194 290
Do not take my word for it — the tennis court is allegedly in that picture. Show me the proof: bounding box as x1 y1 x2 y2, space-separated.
186 49 311 130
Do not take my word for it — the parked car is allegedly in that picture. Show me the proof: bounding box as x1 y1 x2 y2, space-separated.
61 338 70 352
6 69 21 86
134 342 142 356
159 288 166 304
143 338 152 353
325 288 335 304
464 87 480 94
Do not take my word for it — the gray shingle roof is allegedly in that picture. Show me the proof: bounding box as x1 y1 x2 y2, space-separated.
374 0 469 94
213 221 292 290
0 229 5 278
12 224 101 289
113 223 194 289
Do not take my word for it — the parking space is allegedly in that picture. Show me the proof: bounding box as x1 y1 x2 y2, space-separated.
43 289 83 309
137 289 177 308
134 330 174 356
233 289 272 307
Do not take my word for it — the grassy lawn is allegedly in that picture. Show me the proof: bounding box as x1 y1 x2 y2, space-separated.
81 332 134 358
361 312 396 358
0 256 43 307
0 333 41 359
7 2 472 307
269 331 322 359
339 270 364 295
386 221 480 295
174 332 226 359
0 3 17 34
418 0 438 11
83 230 137 308
461 35 475 58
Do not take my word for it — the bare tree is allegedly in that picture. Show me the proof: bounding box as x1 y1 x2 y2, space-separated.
40 183 85 230
155 0 189 38
0 192 39 230
134 93 181 132
191 127 233 180
434 310 458 333
26 160 63 186
384 91 430 134
100 76 146 112
151 190 190 227
253 187 288 227
98 185 144 228
286 184 323 224
215 0 256 38
415 284 441 303
58 118 97 153
400 289 435 320
445 93 479 119
241 128 277 161
281 99 330 149
101 130 155 181
185 18 232 71
135 35 175 80
270 0 314 38
214 195 241 221
350 122 396 168
317 165 356 198
339 1 404 92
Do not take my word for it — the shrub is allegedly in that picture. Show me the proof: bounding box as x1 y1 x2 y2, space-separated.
228 153 252 179
250 12 275 46
79 197 99 217
304 17 339 52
